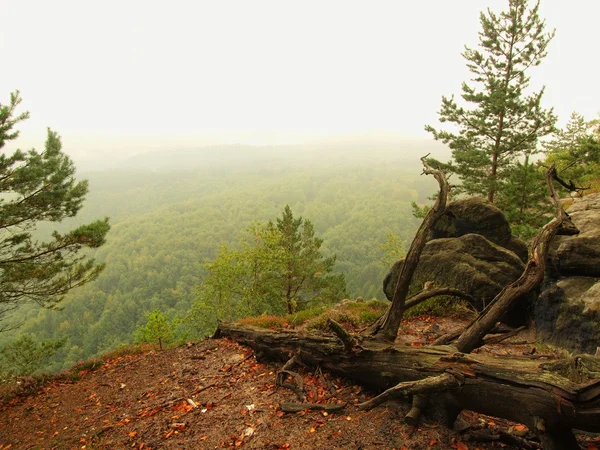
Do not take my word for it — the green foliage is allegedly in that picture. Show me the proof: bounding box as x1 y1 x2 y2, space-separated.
543 112 600 190
0 334 66 377
134 310 179 350
0 91 110 331
188 207 348 336
379 232 406 267
304 299 389 331
425 0 556 222
497 155 552 239
0 149 426 371
273 205 347 313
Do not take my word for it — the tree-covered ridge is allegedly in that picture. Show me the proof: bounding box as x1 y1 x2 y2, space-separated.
0 153 432 372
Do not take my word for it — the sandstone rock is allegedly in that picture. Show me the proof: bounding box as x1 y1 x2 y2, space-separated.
566 192 600 214
383 234 529 323
557 236 600 277
429 198 513 247
535 276 600 354
551 197 600 277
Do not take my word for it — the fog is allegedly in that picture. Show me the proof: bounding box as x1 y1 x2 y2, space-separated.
1 0 599 166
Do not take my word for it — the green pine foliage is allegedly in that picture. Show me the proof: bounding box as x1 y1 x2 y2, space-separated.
0 91 110 332
0 334 66 377
425 0 557 224
273 205 346 313
134 310 180 351
187 206 347 336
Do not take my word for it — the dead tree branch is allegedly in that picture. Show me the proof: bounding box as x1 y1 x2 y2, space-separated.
368 155 450 341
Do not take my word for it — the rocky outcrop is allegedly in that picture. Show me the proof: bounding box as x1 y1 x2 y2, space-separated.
536 193 600 354
428 198 529 262
384 198 532 325
536 277 600 354
384 234 525 309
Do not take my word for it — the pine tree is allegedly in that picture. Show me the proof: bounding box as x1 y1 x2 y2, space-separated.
0 91 110 331
273 205 345 314
425 0 556 204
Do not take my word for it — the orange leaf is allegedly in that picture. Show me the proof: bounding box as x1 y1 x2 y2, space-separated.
456 442 469 450
128 431 137 437
587 444 599 450
429 439 438 446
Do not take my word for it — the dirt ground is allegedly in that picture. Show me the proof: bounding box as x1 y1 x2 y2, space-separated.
1 317 599 449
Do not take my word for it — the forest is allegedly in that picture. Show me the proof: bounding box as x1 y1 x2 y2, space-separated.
0 141 444 372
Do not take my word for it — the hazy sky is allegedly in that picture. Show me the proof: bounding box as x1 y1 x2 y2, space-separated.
1 0 599 154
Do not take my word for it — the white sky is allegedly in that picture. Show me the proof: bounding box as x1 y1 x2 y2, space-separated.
1 0 599 154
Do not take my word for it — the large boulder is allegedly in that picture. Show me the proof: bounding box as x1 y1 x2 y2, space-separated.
384 233 530 324
535 277 600 354
429 198 528 262
556 236 600 277
536 192 600 354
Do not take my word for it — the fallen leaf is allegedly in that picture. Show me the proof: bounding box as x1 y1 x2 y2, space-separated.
456 442 469 450
429 439 437 446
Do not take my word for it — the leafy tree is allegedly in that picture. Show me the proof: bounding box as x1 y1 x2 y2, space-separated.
0 91 110 331
425 0 556 205
188 206 347 334
379 232 406 268
543 112 600 189
0 334 66 376
134 310 179 350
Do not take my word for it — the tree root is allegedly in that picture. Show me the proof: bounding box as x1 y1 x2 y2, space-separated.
358 372 461 411
279 402 347 413
276 355 305 401
327 318 359 351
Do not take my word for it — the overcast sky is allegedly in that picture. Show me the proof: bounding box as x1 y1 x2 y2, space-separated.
1 0 599 156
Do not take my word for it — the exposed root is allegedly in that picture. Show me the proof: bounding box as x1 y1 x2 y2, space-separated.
358 372 461 411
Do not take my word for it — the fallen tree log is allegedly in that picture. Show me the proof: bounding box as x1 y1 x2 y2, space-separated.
216 322 600 449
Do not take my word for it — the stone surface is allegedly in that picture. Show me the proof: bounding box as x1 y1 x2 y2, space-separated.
384 234 528 321
535 276 600 354
536 192 600 354
557 236 600 277
429 198 513 247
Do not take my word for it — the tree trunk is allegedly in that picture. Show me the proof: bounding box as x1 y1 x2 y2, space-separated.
216 322 600 444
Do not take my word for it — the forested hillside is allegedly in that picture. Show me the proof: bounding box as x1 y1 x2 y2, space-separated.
0 142 444 372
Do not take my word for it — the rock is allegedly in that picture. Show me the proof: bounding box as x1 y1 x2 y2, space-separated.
537 193 600 353
535 277 600 354
504 236 529 263
429 198 513 247
383 233 530 324
551 196 600 277
568 209 600 236
557 236 600 277
566 192 600 214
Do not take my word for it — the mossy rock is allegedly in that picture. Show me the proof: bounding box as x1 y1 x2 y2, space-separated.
384 233 531 325
429 198 513 247
535 276 600 354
